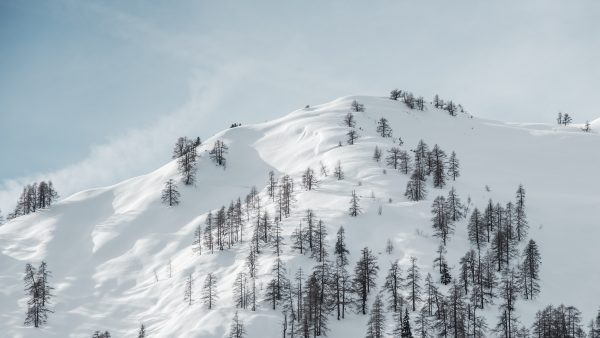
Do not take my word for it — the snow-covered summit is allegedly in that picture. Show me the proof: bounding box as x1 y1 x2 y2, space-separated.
1 95 598 337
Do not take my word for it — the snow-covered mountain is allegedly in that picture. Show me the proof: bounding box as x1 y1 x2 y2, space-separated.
1 95 599 337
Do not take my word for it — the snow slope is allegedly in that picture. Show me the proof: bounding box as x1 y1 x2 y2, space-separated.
0 95 599 337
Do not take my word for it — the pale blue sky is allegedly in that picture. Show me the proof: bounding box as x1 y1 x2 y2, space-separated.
1 0 599 213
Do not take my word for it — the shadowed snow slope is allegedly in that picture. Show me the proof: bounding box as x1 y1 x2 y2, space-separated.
0 96 598 337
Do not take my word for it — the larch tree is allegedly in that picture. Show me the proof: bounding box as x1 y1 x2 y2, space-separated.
184 274 193 306
405 170 427 201
386 147 402 169
347 129 359 145
302 167 318 191
344 112 356 127
161 179 180 206
202 273 218 310
373 146 382 163
390 89 401 100
376 118 393 138
333 226 351 320
228 311 247 338
447 151 460 181
192 224 202 255
398 150 412 174
446 187 464 222
405 256 422 312
353 247 379 315
521 239 541 300
349 190 361 217
351 100 365 112
401 308 414 338
334 161 344 180
384 260 404 313
209 140 229 168
365 294 386 338
514 185 528 242
24 261 53 328
430 144 447 188
431 196 454 246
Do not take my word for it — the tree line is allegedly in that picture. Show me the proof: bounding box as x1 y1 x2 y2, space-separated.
7 181 58 220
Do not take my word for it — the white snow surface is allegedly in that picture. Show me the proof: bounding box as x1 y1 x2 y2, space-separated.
1 95 599 337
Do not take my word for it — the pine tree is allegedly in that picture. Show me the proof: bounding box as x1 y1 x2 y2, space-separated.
521 239 541 300
390 89 402 100
373 146 382 163
376 118 393 138
365 294 386 338
344 112 356 127
405 257 422 312
387 147 402 169
334 161 344 180
161 179 180 206
353 247 379 315
184 274 193 306
349 190 361 216
447 151 460 181
228 311 247 338
209 140 229 167
202 273 218 309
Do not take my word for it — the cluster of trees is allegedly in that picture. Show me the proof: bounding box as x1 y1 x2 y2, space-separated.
433 94 465 116
557 112 573 126
172 136 200 185
401 140 460 201
7 181 58 220
389 89 425 111
532 304 587 338
183 272 219 309
24 261 53 328
424 184 546 337
163 137 230 205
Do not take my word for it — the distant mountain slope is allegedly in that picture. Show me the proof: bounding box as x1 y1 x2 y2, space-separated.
1 95 598 337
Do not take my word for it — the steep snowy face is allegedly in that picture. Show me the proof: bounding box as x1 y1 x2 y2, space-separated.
0 95 599 337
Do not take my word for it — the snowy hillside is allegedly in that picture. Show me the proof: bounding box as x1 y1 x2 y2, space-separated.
1 95 599 337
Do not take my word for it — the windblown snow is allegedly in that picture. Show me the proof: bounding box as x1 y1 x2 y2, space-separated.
0 95 598 337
